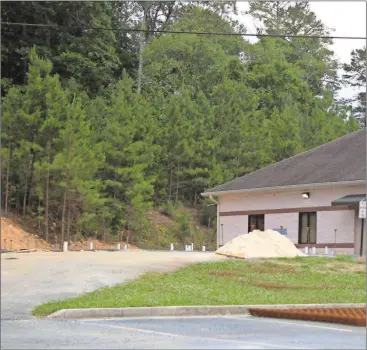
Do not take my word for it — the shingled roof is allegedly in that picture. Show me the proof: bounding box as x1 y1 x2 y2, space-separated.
204 128 366 195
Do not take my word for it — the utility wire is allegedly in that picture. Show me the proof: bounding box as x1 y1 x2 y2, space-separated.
1 22 366 40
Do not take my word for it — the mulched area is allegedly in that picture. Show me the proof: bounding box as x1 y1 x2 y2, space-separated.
249 307 366 327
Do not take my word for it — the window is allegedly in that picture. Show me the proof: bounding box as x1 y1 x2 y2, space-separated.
248 214 264 232
299 212 316 244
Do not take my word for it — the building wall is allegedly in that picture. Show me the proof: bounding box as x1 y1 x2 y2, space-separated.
219 186 364 212
219 215 248 246
265 213 299 243
217 184 365 255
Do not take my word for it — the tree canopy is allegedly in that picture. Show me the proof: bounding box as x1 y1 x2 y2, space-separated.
1 1 361 246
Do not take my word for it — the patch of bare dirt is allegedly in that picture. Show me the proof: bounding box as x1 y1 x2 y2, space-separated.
1 217 50 251
147 210 176 228
249 283 355 290
208 265 298 278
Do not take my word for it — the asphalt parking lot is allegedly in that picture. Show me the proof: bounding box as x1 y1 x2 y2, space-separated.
1 250 366 349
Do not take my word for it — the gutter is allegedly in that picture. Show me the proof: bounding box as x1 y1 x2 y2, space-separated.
201 180 366 197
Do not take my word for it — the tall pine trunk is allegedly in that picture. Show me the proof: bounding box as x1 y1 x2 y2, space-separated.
168 165 173 202
5 145 12 214
22 155 31 215
38 197 42 235
27 153 35 210
61 185 68 245
67 199 71 242
44 141 51 242
175 162 180 207
102 214 106 242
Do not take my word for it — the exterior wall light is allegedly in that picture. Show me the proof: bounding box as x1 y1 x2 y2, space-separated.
302 192 310 199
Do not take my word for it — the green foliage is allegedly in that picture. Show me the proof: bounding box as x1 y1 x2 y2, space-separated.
174 211 193 241
343 46 366 126
1 4 361 247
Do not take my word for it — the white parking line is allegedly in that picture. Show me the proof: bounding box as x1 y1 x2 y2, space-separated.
80 321 312 349
231 316 355 332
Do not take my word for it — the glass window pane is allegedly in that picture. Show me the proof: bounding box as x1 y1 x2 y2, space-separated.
299 212 317 244
309 213 317 244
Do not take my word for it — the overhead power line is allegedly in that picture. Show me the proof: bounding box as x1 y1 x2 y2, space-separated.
1 21 366 40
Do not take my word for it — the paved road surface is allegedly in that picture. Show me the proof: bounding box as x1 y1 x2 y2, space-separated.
2 316 365 349
1 250 366 349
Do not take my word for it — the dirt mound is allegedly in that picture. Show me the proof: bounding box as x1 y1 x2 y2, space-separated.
216 229 305 259
1 217 50 251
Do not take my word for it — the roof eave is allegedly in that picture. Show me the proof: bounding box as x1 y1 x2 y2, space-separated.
201 180 366 197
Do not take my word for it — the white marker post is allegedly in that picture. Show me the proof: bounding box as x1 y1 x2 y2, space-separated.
63 241 68 252
202 246 206 252
116 243 121 251
324 246 328 255
170 243 174 251
191 243 194 252
124 243 128 250
311 247 316 255
89 241 94 250
304 247 308 255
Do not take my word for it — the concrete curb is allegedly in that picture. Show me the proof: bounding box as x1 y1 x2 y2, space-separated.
47 303 366 319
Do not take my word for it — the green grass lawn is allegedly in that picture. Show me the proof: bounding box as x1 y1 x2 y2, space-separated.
33 256 366 316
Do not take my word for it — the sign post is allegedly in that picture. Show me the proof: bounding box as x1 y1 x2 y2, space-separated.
359 199 366 256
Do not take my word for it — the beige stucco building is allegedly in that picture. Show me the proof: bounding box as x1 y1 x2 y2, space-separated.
203 129 366 255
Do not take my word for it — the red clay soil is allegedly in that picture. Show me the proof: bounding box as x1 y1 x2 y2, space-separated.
1 216 140 252
249 307 366 327
1 217 51 251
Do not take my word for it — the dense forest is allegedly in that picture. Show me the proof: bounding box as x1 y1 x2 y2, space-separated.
1 1 365 247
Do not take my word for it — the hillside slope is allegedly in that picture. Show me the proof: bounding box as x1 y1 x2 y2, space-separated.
1 207 216 251
143 207 216 250
1 217 50 251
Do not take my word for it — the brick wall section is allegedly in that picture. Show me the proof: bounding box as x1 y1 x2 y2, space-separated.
317 210 355 244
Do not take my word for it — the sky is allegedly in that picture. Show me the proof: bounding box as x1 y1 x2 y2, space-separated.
235 1 366 99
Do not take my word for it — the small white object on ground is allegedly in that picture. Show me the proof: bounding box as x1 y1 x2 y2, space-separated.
116 243 121 250
325 246 328 255
62 242 68 252
170 243 174 251
89 242 94 250
304 246 309 255
124 244 128 250
215 229 306 259
202 246 206 252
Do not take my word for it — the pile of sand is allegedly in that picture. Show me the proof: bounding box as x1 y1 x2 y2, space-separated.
216 229 305 259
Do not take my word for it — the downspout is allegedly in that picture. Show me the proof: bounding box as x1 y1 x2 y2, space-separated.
208 195 220 249
209 195 218 205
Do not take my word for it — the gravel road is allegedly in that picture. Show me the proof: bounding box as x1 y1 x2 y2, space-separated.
1 250 223 320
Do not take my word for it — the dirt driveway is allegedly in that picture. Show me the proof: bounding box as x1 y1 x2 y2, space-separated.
1 250 223 320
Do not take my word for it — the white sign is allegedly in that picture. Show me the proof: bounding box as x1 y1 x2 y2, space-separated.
359 199 366 219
